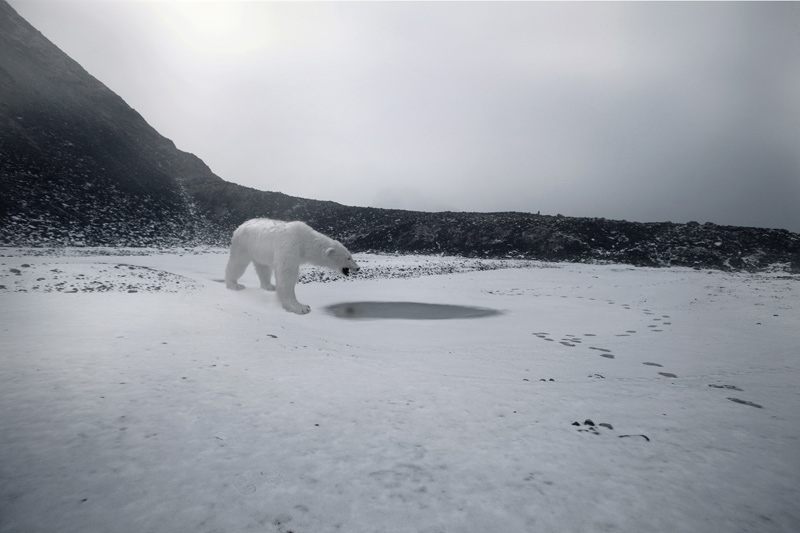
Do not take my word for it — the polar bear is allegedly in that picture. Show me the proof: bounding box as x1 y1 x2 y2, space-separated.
224 218 360 314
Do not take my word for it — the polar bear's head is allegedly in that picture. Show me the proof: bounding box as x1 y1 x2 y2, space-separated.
325 243 360 277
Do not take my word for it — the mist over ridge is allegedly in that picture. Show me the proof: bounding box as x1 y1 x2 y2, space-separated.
1 0 798 272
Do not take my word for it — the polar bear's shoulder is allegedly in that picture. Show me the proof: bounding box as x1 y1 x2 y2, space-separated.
235 218 297 233
240 218 312 230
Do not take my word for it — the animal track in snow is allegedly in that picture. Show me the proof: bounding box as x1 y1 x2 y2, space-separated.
709 384 743 391
0 262 199 293
524 293 682 370
233 473 257 495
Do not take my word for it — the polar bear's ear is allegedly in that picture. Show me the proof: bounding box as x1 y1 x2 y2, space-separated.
325 247 335 256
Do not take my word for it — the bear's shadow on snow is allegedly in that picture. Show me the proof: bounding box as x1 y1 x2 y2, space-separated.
324 301 502 320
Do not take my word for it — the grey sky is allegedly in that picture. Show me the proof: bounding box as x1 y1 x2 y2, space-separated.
8 1 800 232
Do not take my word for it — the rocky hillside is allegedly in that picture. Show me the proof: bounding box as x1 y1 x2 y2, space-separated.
0 0 221 246
1 1 798 272
169 176 800 271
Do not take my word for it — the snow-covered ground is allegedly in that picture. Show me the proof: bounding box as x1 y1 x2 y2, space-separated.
1 248 798 533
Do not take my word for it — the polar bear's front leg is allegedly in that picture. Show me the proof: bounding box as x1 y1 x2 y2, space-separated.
253 262 276 291
275 263 310 314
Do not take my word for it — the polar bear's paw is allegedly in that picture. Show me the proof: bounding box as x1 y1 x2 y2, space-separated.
226 282 246 291
284 303 311 315
260 283 276 292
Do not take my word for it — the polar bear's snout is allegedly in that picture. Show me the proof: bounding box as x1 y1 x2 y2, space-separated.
342 265 360 276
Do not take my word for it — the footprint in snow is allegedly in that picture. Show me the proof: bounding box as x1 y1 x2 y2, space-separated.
589 347 614 359
233 473 257 495
709 384 743 391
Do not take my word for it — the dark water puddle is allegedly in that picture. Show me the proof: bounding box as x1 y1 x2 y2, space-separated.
324 301 502 320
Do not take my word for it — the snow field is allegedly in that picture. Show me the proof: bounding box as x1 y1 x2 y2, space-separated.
1 250 798 533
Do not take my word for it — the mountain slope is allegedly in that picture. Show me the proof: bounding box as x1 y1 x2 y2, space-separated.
1 1 798 272
0 0 221 245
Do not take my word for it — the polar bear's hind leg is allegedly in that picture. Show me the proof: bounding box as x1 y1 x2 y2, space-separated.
224 253 249 290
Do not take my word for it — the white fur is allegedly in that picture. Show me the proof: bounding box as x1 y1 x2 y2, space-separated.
224 218 360 314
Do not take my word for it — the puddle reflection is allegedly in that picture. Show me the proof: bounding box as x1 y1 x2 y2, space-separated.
324 301 502 320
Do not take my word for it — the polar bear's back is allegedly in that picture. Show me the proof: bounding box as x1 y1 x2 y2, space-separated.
231 218 318 264
233 218 310 238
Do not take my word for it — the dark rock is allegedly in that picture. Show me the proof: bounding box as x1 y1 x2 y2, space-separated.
571 421 581 426
583 419 595 426
727 398 763 408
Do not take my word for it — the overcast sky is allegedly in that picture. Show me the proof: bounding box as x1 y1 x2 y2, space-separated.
8 1 800 232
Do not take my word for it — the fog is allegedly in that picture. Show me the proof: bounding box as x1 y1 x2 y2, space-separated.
9 1 800 231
